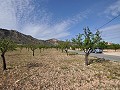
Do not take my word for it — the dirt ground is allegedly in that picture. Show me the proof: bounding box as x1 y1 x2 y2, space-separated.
103 49 120 56
0 48 120 90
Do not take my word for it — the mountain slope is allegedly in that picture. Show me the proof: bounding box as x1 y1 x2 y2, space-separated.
46 38 60 45
0 28 51 45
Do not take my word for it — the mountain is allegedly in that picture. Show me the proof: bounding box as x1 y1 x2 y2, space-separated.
0 28 52 45
46 38 60 45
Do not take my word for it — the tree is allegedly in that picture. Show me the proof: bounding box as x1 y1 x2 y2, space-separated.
72 27 102 65
58 40 70 55
111 44 120 52
96 41 107 50
39 45 42 53
58 42 65 53
18 44 24 52
30 44 38 56
39 45 44 53
0 39 16 70
64 40 70 55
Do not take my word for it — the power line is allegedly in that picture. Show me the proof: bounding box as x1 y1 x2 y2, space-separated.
97 13 120 30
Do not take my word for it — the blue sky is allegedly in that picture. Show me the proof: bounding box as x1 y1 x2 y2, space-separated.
0 0 120 43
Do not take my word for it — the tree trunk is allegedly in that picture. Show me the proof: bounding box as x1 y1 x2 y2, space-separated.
62 49 63 53
65 49 68 56
33 50 34 56
1 53 7 70
85 53 89 65
28 48 29 51
20 49 22 53
66 51 68 56
40 49 41 53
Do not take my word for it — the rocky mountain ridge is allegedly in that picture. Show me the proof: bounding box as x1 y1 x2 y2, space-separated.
0 28 52 45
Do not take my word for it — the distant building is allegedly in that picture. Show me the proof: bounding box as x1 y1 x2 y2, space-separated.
107 42 113 45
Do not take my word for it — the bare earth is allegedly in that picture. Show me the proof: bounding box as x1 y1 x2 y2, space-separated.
0 49 120 90
103 50 120 56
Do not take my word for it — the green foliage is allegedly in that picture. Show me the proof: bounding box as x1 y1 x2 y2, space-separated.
72 34 82 47
96 41 107 50
17 44 25 52
59 40 70 49
72 27 102 54
38 45 43 49
29 44 38 56
107 44 120 51
71 45 76 50
30 44 38 51
0 39 16 53
38 44 45 52
72 27 102 65
58 40 70 53
0 39 16 70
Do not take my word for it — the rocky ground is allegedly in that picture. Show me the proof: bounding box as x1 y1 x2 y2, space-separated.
0 48 120 90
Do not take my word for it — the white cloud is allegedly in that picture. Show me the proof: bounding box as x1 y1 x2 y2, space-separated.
100 24 120 32
0 0 17 29
22 10 89 40
0 0 89 40
105 0 120 16
100 24 120 43
21 19 74 40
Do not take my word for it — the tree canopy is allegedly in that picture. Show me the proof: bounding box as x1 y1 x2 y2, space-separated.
0 39 16 70
72 27 102 65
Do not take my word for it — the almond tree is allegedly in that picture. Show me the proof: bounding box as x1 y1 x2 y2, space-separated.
96 41 107 50
0 39 16 70
72 27 102 65
58 41 65 53
30 44 38 56
111 44 120 52
39 45 44 53
106 44 120 52
58 40 70 54
64 40 70 55
18 44 24 52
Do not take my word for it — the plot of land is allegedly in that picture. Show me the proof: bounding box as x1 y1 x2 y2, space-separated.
103 50 120 56
0 48 120 90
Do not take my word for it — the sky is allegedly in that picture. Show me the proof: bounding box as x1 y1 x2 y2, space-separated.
0 0 120 43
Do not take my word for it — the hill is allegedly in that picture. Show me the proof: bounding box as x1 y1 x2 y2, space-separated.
0 28 51 45
46 38 60 45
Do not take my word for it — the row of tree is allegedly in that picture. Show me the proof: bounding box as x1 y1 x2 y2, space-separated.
0 38 74 70
0 27 120 70
0 40 56 70
97 41 120 51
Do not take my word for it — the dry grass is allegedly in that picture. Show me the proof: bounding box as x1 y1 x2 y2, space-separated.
0 48 120 90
